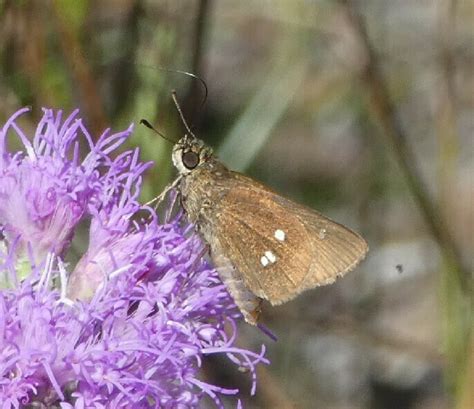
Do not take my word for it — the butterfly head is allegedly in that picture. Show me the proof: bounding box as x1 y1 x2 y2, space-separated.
172 134 214 175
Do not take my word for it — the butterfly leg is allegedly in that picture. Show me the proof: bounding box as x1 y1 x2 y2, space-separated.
145 176 182 210
189 243 210 271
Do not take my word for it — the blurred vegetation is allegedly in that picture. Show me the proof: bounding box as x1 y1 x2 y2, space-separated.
0 1 472 408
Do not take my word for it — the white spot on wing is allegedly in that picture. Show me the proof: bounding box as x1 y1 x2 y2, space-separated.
264 250 277 263
260 256 269 267
319 228 327 239
274 229 285 241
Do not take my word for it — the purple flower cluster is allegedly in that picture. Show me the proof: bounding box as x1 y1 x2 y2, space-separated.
0 108 267 408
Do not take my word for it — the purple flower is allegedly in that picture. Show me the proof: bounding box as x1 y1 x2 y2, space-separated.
0 108 268 408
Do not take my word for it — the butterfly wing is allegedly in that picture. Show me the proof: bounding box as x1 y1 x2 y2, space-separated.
210 172 368 305
180 165 368 323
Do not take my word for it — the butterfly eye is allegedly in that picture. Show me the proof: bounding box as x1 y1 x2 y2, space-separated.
182 151 200 169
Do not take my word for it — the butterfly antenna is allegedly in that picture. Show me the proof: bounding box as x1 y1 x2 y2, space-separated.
139 119 177 143
171 90 196 138
184 71 208 123
167 69 208 117
152 67 208 119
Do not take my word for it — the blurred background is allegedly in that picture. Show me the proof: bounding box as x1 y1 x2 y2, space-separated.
0 1 472 408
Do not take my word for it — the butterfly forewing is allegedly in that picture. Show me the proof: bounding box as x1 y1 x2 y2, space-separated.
212 172 368 305
215 185 312 303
